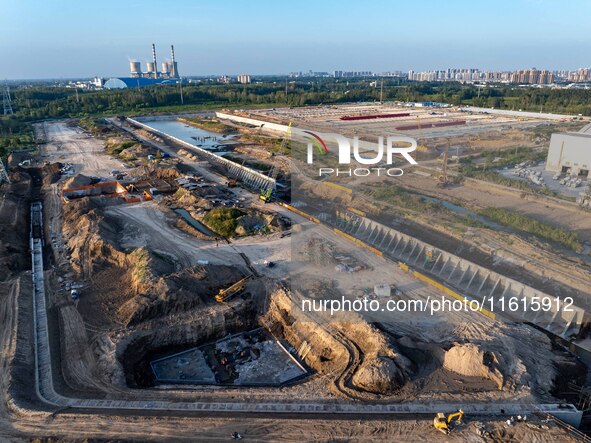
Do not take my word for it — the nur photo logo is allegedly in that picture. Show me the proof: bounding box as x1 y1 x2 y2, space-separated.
299 129 418 177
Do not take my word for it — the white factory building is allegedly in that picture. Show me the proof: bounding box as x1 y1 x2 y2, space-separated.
546 123 591 178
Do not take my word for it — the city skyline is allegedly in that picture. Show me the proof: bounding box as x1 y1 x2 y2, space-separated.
2 0 591 79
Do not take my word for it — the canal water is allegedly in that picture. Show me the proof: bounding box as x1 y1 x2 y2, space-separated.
135 116 238 152
174 208 216 236
422 196 509 231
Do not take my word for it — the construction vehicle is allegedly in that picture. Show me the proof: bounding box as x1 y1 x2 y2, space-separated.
215 275 252 303
433 409 464 434
259 122 292 203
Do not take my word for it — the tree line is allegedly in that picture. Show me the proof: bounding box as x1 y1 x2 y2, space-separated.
2 79 591 159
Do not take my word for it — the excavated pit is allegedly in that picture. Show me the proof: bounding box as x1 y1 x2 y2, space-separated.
120 299 262 388
150 328 308 386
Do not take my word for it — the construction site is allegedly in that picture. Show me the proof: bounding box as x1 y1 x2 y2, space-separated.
2 101 591 442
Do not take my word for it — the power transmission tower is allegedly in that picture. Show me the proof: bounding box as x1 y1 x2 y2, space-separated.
0 160 10 184
2 81 14 115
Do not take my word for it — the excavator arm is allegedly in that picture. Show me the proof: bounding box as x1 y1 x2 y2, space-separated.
447 409 464 424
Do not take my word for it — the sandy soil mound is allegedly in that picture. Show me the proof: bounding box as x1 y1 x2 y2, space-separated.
117 265 244 326
64 173 93 189
352 356 407 394
130 165 180 180
173 188 213 211
443 343 504 389
295 179 353 205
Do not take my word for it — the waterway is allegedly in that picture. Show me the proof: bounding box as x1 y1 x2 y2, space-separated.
174 208 215 236
135 116 238 153
422 196 508 231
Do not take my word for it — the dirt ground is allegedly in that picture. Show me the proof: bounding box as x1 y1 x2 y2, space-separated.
0 117 588 442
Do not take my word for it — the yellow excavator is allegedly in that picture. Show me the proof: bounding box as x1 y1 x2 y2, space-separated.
433 409 464 434
215 275 252 303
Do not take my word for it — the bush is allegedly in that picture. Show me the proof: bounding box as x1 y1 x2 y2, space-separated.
479 207 581 251
106 140 136 155
181 117 235 134
203 207 246 237
363 184 443 213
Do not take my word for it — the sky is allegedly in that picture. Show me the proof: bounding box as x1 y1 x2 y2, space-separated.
1 0 590 79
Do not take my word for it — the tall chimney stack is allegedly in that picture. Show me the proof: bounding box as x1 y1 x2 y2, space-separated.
170 45 179 78
151 43 158 79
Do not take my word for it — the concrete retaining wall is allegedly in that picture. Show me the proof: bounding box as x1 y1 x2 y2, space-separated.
127 117 275 191
333 212 584 339
216 112 382 151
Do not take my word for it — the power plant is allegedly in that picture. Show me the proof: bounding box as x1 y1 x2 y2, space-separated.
129 44 180 80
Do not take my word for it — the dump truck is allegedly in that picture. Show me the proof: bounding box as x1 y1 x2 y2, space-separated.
433 409 464 434
215 275 252 303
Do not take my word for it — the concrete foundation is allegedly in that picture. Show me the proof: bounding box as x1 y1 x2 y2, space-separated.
151 329 307 386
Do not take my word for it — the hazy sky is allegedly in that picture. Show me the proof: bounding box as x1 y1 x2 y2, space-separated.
1 0 590 79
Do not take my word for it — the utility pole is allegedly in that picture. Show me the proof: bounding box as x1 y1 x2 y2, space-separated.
285 78 288 104
179 79 184 105
380 79 384 103
2 81 14 115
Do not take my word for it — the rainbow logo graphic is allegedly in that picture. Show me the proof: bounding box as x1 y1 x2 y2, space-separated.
303 130 329 155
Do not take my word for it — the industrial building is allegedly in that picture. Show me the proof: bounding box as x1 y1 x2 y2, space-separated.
104 43 180 89
237 74 251 84
546 123 591 177
103 77 179 89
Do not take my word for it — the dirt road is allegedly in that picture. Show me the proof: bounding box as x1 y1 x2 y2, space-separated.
40 121 123 178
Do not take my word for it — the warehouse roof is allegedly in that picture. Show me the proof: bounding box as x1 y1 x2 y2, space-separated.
103 77 178 89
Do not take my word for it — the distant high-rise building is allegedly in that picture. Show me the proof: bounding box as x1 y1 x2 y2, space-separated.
406 67 557 85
